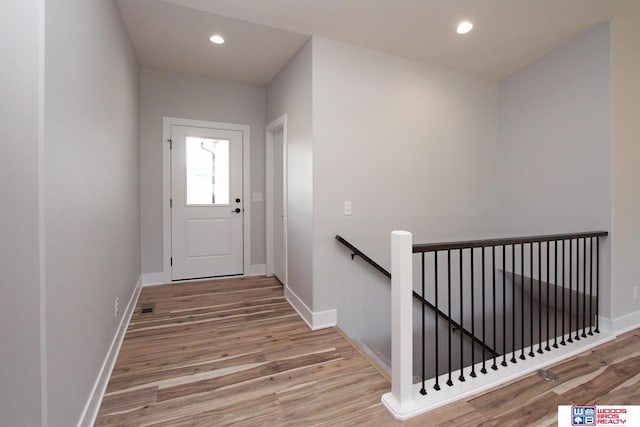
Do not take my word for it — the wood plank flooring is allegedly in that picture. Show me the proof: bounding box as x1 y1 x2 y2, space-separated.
95 277 640 426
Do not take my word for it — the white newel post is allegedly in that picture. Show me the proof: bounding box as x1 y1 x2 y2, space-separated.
389 230 414 412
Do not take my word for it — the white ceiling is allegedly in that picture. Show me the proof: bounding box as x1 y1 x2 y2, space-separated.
116 0 308 85
117 0 640 85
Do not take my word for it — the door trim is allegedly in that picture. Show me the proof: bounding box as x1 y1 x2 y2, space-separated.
265 114 288 285
162 117 251 283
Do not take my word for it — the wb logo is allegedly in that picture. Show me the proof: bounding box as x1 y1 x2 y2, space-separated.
572 406 596 426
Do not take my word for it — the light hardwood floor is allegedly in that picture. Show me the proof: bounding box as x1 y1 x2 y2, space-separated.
95 277 640 426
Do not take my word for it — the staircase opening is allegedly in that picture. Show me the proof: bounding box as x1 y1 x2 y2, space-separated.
336 230 609 419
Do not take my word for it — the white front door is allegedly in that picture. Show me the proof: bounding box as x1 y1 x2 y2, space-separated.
170 125 244 280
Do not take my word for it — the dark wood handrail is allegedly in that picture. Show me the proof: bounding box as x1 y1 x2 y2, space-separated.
335 235 391 279
335 234 498 357
413 231 608 253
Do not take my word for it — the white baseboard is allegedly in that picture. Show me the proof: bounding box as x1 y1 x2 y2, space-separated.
285 286 313 328
77 275 142 427
246 264 266 276
142 272 166 286
598 310 640 335
350 336 391 377
598 316 614 333
312 308 338 330
284 286 337 330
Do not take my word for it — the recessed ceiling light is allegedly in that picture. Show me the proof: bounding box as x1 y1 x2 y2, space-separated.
456 21 473 35
209 34 225 44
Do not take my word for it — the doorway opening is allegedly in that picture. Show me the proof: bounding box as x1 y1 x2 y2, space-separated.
266 115 288 286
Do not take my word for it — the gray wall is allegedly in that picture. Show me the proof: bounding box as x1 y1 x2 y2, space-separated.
140 67 267 273
498 22 613 317
0 0 44 425
266 40 314 307
44 0 140 425
311 37 500 356
611 19 640 320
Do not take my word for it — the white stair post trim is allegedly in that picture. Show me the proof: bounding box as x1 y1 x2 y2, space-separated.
383 230 416 415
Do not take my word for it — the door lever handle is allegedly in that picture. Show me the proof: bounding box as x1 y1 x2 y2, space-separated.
231 208 241 213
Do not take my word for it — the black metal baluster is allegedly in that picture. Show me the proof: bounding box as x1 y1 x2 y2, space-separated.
447 250 453 386
529 243 535 358
568 240 574 344
502 245 507 366
574 239 581 342
459 249 465 382
470 249 477 378
511 244 517 364
420 253 426 395
537 242 543 354
481 247 487 374
434 252 440 391
589 237 594 336
545 241 550 351
492 246 498 370
595 239 600 334
520 243 526 360
561 240 566 346
553 240 559 348
581 238 587 338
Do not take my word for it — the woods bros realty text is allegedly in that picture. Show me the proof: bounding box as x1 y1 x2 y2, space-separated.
595 408 627 424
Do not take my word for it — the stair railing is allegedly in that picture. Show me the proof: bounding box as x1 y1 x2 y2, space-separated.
382 229 608 419
335 234 496 357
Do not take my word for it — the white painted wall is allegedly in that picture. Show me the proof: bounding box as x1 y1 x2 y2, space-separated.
266 40 314 308
311 37 500 356
140 67 266 274
611 19 640 320
498 22 613 317
0 0 43 425
44 1 140 425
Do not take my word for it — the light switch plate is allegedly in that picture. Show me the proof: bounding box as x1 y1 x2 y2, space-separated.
344 201 352 215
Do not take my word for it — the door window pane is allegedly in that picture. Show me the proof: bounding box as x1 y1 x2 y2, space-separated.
186 137 229 205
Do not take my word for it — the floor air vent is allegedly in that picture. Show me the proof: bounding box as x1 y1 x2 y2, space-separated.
140 303 155 315
537 369 559 381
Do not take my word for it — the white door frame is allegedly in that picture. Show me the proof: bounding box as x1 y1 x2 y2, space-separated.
162 116 251 283
265 114 288 284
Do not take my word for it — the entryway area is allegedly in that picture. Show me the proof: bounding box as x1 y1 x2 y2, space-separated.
94 277 391 426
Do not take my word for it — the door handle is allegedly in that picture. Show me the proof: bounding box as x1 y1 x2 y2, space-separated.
231 208 241 213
